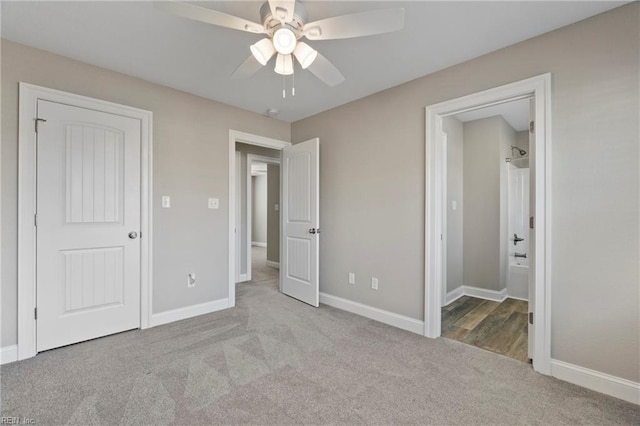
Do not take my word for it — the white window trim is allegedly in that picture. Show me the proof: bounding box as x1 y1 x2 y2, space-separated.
17 83 153 360
424 73 552 375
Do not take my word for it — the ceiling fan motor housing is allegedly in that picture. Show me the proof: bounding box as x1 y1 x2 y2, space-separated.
259 1 307 36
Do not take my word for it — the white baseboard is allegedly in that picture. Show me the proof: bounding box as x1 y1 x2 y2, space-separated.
251 242 267 247
150 298 229 327
266 260 280 269
506 294 528 302
319 292 424 335
463 285 507 302
0 345 18 365
445 287 464 306
238 273 248 283
551 359 640 405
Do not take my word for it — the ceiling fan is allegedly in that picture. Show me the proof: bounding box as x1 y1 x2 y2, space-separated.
156 1 404 88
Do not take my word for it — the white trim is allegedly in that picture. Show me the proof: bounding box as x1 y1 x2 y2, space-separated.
246 154 281 282
462 286 507 302
320 293 424 335
551 359 640 405
17 83 153 361
266 260 280 269
0 345 18 365
228 130 290 308
149 298 229 327
238 273 248 283
424 74 552 375
445 286 464 306
252 242 267 247
506 294 529 302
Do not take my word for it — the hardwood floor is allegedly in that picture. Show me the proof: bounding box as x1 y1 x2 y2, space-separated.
442 296 529 362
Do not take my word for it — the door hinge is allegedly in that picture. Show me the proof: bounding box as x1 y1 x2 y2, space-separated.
34 117 47 133
529 216 534 229
529 121 535 133
34 214 38 227
528 312 533 325
34 307 38 320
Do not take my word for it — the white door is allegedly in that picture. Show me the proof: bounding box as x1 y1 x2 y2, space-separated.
527 98 535 360
36 99 142 352
281 138 319 307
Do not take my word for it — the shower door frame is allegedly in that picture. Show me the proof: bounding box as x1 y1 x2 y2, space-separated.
424 73 552 375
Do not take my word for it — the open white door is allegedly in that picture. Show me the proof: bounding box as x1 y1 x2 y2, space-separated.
527 98 535 360
281 138 319 307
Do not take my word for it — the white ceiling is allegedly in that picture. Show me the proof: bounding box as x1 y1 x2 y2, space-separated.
455 98 530 132
1 1 625 122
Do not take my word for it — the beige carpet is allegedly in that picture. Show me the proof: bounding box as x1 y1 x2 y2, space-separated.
1 247 638 424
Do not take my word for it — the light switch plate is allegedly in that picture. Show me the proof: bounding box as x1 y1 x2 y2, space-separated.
161 196 170 208
452 201 457 211
274 204 279 211
208 198 219 209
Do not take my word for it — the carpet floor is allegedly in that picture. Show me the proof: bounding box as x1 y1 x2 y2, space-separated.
1 247 638 424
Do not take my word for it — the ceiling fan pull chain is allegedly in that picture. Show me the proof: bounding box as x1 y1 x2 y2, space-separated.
282 75 286 99
292 72 296 97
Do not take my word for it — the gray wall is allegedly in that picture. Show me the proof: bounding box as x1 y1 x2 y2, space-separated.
1 40 290 346
235 144 281 277
442 117 464 294
462 116 503 292
515 131 529 154
267 164 280 264
291 4 639 381
251 174 267 245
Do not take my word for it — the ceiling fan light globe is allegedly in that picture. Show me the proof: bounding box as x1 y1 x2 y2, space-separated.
293 42 317 69
274 53 294 75
250 38 276 66
273 27 297 55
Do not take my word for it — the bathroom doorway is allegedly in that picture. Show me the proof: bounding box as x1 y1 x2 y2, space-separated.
425 74 552 374
439 97 532 362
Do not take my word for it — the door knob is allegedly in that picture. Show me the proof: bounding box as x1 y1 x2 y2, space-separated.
308 228 317 234
128 231 138 239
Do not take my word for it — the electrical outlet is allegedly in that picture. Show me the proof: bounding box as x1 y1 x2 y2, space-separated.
371 277 379 290
208 198 219 209
187 273 196 288
348 272 355 285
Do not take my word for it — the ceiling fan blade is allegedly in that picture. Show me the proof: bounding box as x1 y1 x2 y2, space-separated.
268 0 296 24
303 8 404 40
307 52 344 87
155 1 266 34
231 55 264 79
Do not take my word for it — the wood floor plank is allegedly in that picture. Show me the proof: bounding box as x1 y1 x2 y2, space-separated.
505 331 529 362
512 299 528 314
442 296 529 363
454 300 500 330
481 311 528 354
441 296 483 329
490 298 519 318
442 325 471 341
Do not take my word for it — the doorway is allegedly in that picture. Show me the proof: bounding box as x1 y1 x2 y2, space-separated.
239 152 281 283
424 74 552 374
228 131 321 308
439 97 531 362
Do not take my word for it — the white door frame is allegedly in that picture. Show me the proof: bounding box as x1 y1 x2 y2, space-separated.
246 154 281 281
228 130 290 307
17 83 153 361
424 73 552 375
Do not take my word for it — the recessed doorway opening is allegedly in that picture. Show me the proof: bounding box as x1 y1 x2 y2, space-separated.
440 97 532 363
